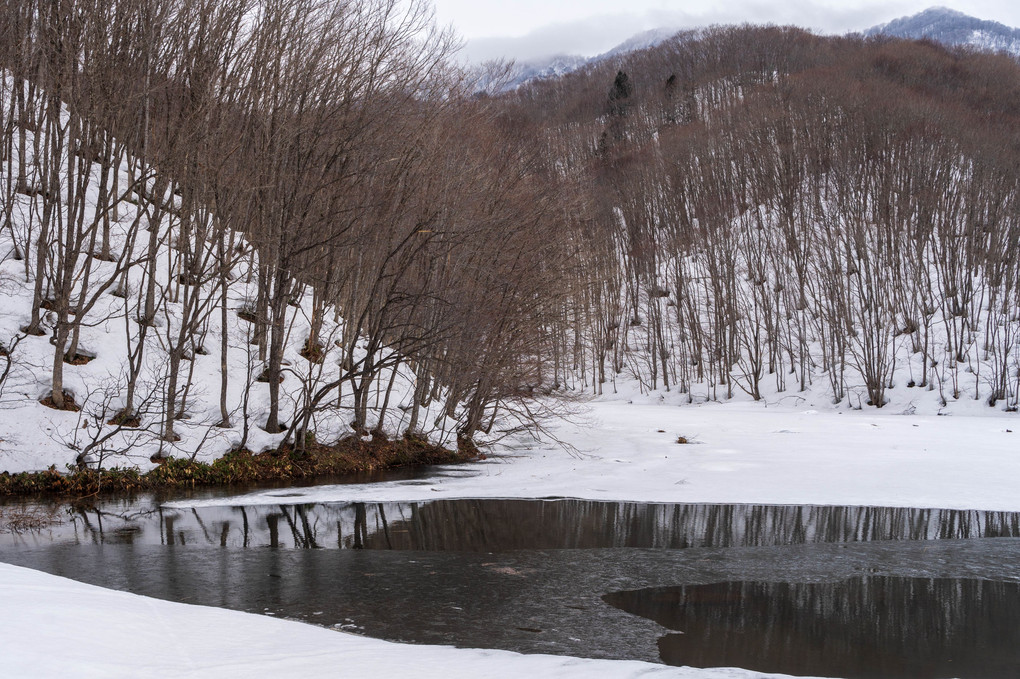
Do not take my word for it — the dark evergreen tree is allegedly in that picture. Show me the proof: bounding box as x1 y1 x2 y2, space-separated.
608 70 633 116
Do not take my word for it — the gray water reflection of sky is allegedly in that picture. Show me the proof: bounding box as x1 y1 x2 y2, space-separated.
431 0 1020 62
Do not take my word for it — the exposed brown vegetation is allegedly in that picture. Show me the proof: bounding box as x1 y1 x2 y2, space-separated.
107 410 141 428
39 391 80 412
0 436 469 497
63 352 95 366
299 340 324 363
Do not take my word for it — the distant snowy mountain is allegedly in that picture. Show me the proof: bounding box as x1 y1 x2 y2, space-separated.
503 27 680 90
502 7 1020 92
866 7 1020 58
598 27 680 59
503 54 592 90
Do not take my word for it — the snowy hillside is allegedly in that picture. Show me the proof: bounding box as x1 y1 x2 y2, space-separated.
4 10 1020 482
501 27 680 90
502 7 1020 93
599 27 683 60
502 54 593 90
0 130 464 473
866 7 1020 58
4 7 1020 679
0 0 562 477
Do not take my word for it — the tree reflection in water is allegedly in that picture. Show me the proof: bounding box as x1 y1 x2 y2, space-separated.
10 499 1019 551
604 577 1020 678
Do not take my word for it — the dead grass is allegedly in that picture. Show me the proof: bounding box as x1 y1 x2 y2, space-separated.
1 434 470 497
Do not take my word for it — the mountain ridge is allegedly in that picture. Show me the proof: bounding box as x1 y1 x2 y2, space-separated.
502 7 1020 91
865 6 1020 58
502 27 680 90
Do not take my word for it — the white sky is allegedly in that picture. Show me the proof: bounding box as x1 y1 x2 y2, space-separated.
430 1 1020 62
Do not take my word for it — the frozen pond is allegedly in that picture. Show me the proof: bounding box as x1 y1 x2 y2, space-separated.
2 491 1019 677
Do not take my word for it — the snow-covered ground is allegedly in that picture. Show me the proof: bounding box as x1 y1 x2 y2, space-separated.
0 111 466 475
168 398 1020 512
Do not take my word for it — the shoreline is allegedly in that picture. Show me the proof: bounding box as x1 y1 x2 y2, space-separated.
0 435 471 497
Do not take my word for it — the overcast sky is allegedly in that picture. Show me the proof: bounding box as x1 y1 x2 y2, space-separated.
430 1 1020 63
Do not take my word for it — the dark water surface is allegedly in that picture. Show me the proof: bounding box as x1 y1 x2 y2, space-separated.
604 577 1020 678
2 490 1019 677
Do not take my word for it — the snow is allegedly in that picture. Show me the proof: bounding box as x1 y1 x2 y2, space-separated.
167 398 1020 512
866 7 1020 59
0 562 794 679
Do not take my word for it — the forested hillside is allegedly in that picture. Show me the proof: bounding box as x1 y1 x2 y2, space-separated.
507 26 1020 410
1 4 1018 473
0 0 571 471
866 7 1020 58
